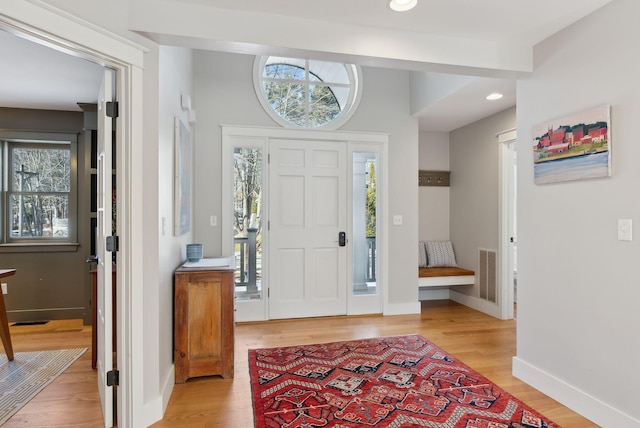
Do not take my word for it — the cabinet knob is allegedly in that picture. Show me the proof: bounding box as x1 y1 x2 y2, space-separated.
180 352 185 358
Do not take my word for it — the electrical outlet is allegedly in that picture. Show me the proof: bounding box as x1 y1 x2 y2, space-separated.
1 283 7 294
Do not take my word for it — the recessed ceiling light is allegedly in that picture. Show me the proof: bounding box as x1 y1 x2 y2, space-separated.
389 0 418 12
486 93 504 101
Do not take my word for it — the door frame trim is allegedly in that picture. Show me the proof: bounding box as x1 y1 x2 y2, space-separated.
498 129 516 321
0 3 146 426
221 125 389 321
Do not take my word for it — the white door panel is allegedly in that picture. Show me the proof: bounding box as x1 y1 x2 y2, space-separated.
278 248 305 301
279 176 304 226
313 248 339 299
313 177 339 227
269 139 347 319
97 68 114 427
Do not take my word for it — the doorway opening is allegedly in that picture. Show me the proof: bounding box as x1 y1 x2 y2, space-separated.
499 129 517 320
222 126 388 321
0 8 145 425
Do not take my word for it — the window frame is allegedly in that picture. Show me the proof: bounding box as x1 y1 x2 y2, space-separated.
1 130 78 248
253 56 362 130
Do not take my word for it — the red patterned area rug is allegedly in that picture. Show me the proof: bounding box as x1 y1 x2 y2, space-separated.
249 334 558 427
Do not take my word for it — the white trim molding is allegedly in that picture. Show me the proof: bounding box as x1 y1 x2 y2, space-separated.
449 290 502 319
221 125 393 320
513 357 640 427
497 128 516 320
384 301 421 316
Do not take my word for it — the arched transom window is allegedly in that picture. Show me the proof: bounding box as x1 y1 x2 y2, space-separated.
254 56 361 129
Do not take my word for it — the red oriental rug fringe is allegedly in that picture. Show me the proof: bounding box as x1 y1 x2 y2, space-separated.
249 334 559 427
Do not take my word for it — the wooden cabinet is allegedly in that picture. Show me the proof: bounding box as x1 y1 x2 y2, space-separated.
174 266 235 383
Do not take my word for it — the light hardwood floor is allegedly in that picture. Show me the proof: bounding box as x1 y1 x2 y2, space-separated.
3 319 103 427
5 301 597 427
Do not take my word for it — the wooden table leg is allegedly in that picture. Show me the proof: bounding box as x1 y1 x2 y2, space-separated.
0 293 14 361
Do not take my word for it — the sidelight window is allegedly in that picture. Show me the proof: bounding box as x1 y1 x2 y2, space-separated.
233 146 263 301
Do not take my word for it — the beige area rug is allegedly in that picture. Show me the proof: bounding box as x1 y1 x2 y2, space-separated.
0 348 87 425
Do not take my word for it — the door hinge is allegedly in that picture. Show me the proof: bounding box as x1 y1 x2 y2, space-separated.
106 101 119 118
106 235 119 252
106 369 119 386
267 288 270 298
268 221 270 231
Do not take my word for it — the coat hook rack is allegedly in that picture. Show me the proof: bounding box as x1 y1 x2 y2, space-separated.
419 170 450 187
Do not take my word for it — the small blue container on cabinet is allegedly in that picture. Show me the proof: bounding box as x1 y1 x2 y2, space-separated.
186 244 203 262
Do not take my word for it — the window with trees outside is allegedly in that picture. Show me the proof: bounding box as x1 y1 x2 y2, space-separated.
233 146 263 301
253 56 362 129
1 135 77 244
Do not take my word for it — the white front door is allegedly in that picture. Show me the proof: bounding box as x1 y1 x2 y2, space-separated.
268 139 347 319
97 68 114 427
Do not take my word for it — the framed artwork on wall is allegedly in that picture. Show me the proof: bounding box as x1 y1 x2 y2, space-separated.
174 116 191 235
533 104 611 184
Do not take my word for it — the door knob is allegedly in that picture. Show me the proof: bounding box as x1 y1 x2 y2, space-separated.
86 256 99 264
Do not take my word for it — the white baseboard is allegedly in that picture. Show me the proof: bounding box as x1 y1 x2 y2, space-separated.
384 301 421 315
143 395 163 427
513 357 640 427
161 366 175 415
142 366 175 427
418 288 450 300
449 290 501 318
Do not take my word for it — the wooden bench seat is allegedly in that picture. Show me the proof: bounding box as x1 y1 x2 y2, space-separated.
418 266 475 287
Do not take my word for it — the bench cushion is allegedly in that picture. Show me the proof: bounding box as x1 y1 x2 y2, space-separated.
419 267 474 278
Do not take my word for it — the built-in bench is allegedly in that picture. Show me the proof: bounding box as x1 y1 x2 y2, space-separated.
418 266 475 288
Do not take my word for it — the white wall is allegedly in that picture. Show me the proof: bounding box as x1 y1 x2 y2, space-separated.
515 0 640 425
157 45 194 414
410 73 475 116
418 131 450 242
192 52 420 311
344 66 419 308
450 107 515 272
192 52 273 257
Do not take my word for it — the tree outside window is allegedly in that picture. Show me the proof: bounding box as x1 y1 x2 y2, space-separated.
11 146 70 238
255 56 361 130
1 137 77 243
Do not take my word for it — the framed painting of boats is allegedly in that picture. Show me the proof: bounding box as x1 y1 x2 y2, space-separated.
533 105 611 184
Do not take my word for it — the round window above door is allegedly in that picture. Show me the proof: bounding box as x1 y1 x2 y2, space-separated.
253 56 362 130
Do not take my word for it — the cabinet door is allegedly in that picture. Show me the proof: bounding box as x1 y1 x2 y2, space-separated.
174 270 234 383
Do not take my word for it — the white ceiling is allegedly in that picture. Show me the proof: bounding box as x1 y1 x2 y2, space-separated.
0 0 614 131
0 29 104 112
176 0 611 46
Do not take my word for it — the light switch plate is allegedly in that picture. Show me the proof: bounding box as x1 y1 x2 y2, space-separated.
618 219 632 241
393 215 403 226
